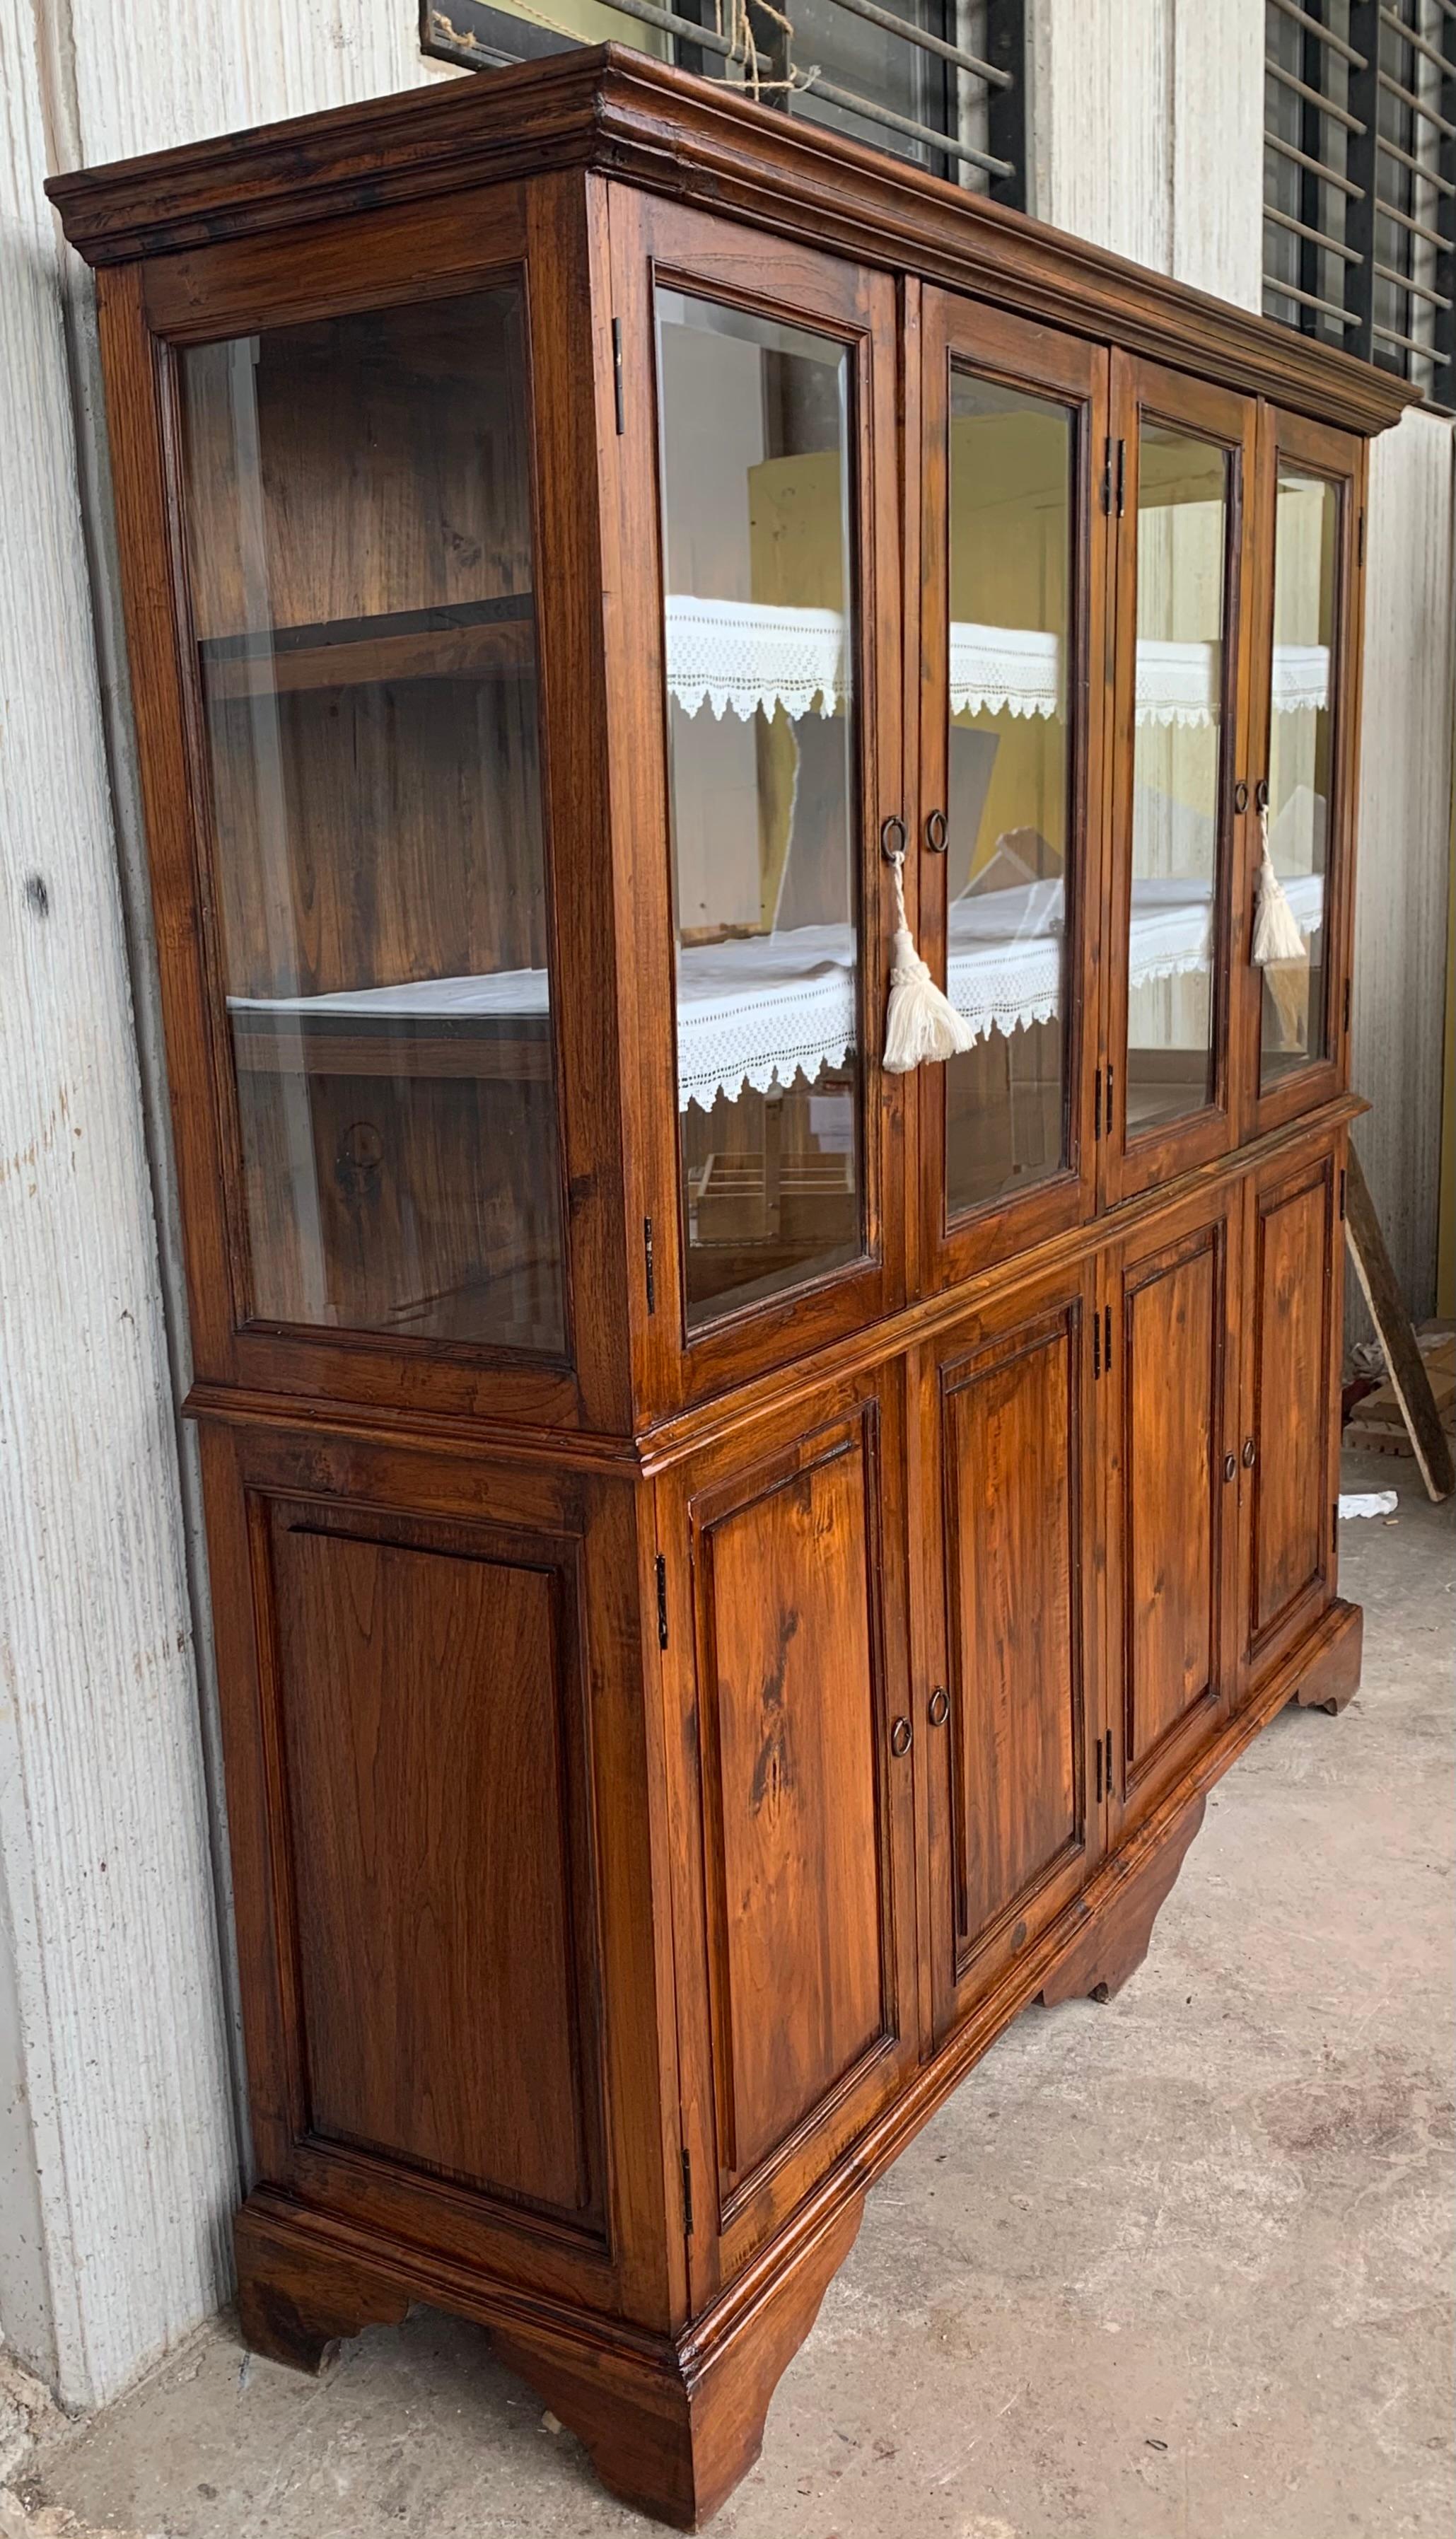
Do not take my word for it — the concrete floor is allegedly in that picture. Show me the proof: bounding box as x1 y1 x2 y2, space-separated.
5 1447 1451 2539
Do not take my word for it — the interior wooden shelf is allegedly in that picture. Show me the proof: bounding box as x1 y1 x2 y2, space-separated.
200 594 535 699
228 1008 551 1083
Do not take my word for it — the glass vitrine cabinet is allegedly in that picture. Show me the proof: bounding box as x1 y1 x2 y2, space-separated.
55 50 1409 2533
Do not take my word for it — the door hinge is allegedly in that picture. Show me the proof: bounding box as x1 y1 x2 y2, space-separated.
1339 1167 1346 1221
1094 1065 1102 1141
1343 975 1351 1037
1357 509 1365 567
611 317 625 435
1105 1301 1113 1371
1093 1308 1102 1380
1095 1736 1104 1803
1100 438 1112 514
1332 1498 1339 1552
681 2146 694 2237
1115 438 1126 516
643 1214 656 1314
1105 1727 1114 1801
656 1552 669 1649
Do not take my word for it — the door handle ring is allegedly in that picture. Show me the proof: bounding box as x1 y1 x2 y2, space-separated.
925 808 949 854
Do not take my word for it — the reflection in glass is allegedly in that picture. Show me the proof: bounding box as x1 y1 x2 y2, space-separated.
1125 426 1230 1134
656 289 863 1330
179 291 566 1352
943 373 1073 1219
1261 470 1337 1086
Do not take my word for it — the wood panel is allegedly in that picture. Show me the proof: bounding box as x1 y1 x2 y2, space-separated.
920 1271 1100 2042
660 1376 916 2303
264 1502 605 2228
1107 1189 1238 1834
1241 1141 1339 1678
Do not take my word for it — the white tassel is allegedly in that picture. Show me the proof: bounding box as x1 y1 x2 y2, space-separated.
883 848 976 1072
1252 803 1308 967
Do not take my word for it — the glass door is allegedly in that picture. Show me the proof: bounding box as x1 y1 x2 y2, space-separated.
1238 409 1362 1140
1102 358 1257 1206
606 191 902 1410
917 291 1109 1289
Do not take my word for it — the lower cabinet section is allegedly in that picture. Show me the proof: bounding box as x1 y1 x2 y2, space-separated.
657 1371 920 2306
914 1266 1105 2044
210 1126 1358 2527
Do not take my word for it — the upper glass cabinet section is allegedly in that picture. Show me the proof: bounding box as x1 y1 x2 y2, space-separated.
1260 466 1339 1090
179 288 567 1356
943 369 1075 1220
654 289 865 1332
1124 424 1231 1138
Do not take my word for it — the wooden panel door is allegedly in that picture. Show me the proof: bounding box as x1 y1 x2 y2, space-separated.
197 1417 677 2325
915 291 1110 1293
658 1371 917 2303
915 1264 1105 2045
1103 1183 1242 1837
1236 1131 1343 1695
1102 358 1258 1206
604 185 904 1422
1235 412 1365 1144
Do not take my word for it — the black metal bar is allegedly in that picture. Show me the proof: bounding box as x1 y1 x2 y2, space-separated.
1271 0 1368 65
985 0 1027 211
1264 276 1363 320
1375 255 1452 303
1373 316 1452 355
830 0 1011 86
1435 0 1456 384
1346 3 1381 361
1378 193 1449 248
1378 128 1456 192
1378 67 1456 135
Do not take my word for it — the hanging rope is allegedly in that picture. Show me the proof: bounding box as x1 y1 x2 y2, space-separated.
714 0 818 99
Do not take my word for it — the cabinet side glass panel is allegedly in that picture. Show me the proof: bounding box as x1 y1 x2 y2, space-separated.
654 289 865 1332
178 289 567 1354
1260 469 1338 1088
1125 426 1230 1136
943 372 1074 1219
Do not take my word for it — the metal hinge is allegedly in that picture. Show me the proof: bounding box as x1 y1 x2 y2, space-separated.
1358 509 1365 567
1114 438 1126 516
1093 1309 1102 1380
1095 1736 1103 1803
1105 1727 1114 1801
1332 1499 1339 1552
643 1214 656 1314
681 2146 694 2237
1094 1066 1102 1140
656 1553 669 1649
1339 1168 1346 1221
1343 976 1351 1037
612 317 625 435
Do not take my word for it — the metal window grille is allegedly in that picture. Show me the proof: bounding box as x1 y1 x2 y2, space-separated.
1263 0 1455 401
422 1 1027 205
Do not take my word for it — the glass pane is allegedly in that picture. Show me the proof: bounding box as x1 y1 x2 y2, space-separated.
1125 425 1230 1135
179 290 566 1354
943 371 1073 1219
1261 468 1339 1088
656 289 863 1330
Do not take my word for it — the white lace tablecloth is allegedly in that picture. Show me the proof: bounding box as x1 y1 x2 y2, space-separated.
663 596 1329 731
230 876 1324 1113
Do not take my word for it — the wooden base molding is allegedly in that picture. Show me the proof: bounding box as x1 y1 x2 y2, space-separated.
1286 1596 1363 1714
233 2190 862 2531
1039 1791 1207 2007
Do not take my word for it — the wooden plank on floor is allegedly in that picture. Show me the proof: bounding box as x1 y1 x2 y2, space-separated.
1345 1148 1455 1503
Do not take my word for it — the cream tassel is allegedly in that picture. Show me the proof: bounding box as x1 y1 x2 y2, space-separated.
1252 802 1307 967
883 846 976 1072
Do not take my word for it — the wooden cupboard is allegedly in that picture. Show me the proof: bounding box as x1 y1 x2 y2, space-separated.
51 47 1411 2528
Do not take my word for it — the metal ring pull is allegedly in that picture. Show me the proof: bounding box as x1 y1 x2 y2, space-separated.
880 813 908 864
1242 1437 1257 1469
928 1686 950 1728
890 1716 913 1757
1233 780 1249 815
925 808 949 854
